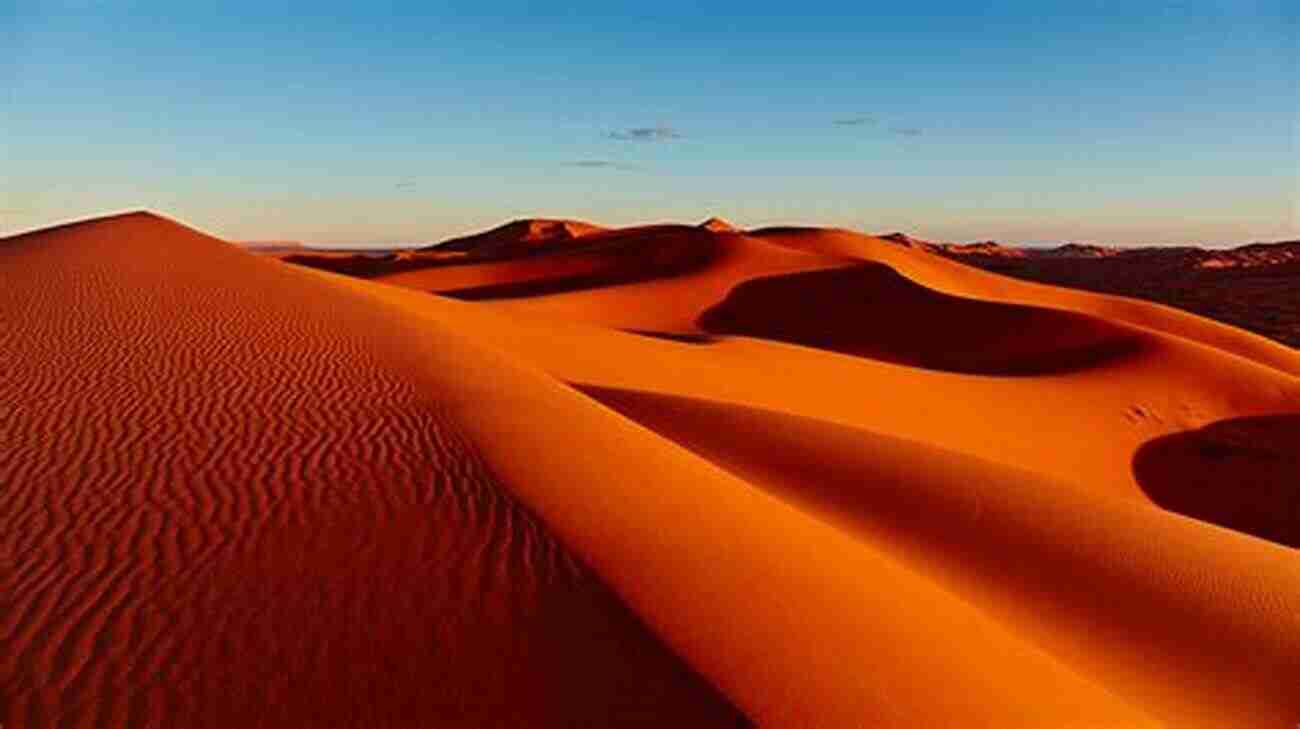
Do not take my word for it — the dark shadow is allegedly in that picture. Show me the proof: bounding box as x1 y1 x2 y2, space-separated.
942 253 1300 350
1133 415 1300 549
620 329 717 344
697 263 1148 376
440 227 722 300
281 251 441 278
282 225 727 296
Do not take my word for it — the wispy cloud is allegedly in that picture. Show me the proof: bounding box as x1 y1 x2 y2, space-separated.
607 124 682 142
833 115 925 137
833 116 878 127
562 160 640 171
394 180 417 189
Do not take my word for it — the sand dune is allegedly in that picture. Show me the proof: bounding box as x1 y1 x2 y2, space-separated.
7 212 1300 727
323 247 1300 726
579 387 1300 725
746 226 1300 377
0 213 740 727
698 262 1150 375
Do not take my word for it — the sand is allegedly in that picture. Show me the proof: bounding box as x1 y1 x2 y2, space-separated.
6 212 1300 727
0 214 740 727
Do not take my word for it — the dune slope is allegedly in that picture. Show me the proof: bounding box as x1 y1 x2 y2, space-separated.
314 244 1300 724
698 262 1150 375
0 213 742 728
748 226 1300 377
579 386 1300 726
1134 414 1300 548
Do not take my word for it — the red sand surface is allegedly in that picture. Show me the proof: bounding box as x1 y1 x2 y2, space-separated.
6 212 1300 727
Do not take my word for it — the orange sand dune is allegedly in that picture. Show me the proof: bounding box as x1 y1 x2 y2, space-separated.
375 224 856 323
0 214 739 727
8 212 1300 727
324 256 1300 727
372 224 749 297
453 230 855 333
578 387 1300 726
351 274 1300 505
697 262 1150 375
747 226 1300 377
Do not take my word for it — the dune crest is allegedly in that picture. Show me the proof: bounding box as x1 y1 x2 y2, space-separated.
0 211 742 728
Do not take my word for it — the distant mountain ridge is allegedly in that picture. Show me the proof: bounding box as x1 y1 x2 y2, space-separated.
878 232 1300 269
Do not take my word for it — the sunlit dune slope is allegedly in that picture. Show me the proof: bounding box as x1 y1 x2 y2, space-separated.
349 263 1300 506
0 213 741 728
579 387 1300 726
323 256 1300 727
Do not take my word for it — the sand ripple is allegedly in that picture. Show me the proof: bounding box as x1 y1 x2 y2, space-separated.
0 213 741 728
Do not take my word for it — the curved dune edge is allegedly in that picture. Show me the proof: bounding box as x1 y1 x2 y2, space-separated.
330 265 1300 721
399 229 856 333
578 385 1300 726
278 219 1300 378
0 213 744 728
344 275 1300 502
748 227 1300 378
371 298 1158 728
697 262 1152 375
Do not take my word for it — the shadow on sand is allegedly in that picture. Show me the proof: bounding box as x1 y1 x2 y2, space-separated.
1133 415 1300 549
698 263 1148 376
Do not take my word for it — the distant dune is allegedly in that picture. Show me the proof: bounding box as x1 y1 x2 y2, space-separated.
6 212 1300 727
428 218 607 256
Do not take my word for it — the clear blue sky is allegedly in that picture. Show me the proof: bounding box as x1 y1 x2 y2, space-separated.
3 0 1297 246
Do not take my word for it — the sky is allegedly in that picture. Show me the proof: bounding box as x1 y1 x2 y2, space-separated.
3 0 1297 246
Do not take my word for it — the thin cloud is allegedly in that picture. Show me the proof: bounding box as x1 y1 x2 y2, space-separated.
607 124 682 142
394 180 417 189
891 126 924 137
833 116 878 127
562 160 640 171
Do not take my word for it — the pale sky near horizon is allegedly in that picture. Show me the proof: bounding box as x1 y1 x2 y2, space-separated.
3 0 1297 246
